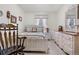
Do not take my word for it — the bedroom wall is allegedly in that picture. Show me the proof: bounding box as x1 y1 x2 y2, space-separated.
48 12 58 31
0 4 25 33
23 12 58 31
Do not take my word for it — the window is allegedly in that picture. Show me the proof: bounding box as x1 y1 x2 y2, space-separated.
35 15 47 28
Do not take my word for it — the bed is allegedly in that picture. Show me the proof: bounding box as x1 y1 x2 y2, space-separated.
20 32 46 39
19 25 49 53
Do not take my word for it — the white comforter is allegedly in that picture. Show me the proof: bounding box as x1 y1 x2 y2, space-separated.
19 32 47 39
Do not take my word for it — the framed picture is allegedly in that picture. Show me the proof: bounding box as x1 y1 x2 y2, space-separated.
19 16 22 21
7 11 10 19
11 15 17 23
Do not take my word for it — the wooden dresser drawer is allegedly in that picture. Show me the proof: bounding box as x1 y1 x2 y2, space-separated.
53 32 78 54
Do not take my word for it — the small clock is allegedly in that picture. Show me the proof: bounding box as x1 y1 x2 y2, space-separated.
0 10 3 17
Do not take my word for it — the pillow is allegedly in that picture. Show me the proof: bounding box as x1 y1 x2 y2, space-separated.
32 27 37 32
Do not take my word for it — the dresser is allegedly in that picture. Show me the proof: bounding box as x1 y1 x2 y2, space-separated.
53 31 79 55
53 4 79 55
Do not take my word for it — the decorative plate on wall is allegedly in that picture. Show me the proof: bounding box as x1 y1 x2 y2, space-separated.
19 16 22 21
0 10 3 17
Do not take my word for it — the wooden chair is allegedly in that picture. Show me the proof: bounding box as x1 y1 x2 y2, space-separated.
0 24 26 55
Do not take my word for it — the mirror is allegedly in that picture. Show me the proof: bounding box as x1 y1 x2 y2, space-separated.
65 5 77 32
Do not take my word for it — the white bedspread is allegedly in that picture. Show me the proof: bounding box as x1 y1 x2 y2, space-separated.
19 32 47 39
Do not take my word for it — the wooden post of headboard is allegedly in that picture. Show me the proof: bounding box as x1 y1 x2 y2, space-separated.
46 28 49 33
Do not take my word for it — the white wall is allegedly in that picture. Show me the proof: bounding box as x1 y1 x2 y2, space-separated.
48 12 58 31
0 4 25 33
23 13 36 25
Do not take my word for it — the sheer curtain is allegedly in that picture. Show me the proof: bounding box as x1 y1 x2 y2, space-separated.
35 15 47 28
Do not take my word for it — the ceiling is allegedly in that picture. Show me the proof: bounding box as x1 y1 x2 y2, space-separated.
19 4 64 13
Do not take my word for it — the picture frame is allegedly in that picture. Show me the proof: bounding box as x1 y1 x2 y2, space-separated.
11 15 17 23
19 16 22 21
7 11 10 19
